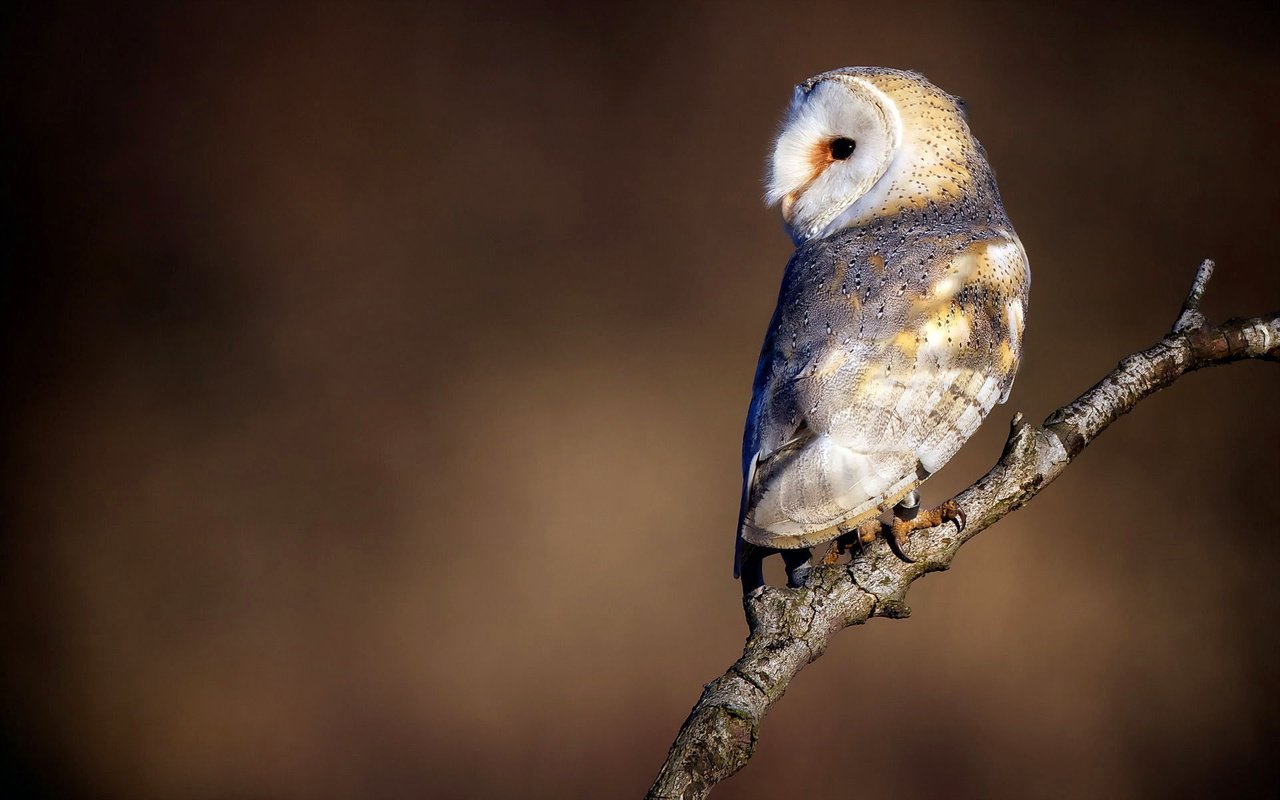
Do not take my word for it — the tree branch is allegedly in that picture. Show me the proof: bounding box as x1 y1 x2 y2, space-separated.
647 260 1279 799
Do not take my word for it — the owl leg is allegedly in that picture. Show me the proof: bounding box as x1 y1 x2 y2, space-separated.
740 545 767 597
740 546 814 595
781 548 813 588
888 493 966 562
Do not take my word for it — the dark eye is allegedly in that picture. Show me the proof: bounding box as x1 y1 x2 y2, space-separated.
830 138 856 161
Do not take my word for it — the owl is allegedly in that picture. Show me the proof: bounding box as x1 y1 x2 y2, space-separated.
736 67 1029 593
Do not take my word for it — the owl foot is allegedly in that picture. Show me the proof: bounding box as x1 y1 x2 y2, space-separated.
820 518 886 564
888 497 965 562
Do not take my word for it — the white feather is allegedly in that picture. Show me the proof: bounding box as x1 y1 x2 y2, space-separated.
765 77 901 241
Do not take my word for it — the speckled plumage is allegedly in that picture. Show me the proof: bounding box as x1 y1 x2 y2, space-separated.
736 68 1029 573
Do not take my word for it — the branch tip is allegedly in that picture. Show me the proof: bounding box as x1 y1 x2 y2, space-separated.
1173 258 1215 333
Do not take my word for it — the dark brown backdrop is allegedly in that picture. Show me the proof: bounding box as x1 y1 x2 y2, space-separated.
4 2 1279 798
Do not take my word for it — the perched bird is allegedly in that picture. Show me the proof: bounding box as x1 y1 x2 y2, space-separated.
736 67 1029 594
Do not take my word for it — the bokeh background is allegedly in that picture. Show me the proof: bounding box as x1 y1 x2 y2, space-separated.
4 2 1280 798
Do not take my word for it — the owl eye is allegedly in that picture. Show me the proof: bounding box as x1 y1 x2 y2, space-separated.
830 138 857 161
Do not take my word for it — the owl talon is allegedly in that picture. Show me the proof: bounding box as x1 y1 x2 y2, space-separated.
888 525 917 563
927 499 965 532
821 543 842 565
888 499 966 561
856 518 882 545
822 521 881 565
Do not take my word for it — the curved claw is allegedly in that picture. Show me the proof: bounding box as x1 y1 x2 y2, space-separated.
887 500 965 563
941 500 966 533
887 525 916 563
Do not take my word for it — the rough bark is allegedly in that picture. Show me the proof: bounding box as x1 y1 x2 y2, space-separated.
647 260 1279 799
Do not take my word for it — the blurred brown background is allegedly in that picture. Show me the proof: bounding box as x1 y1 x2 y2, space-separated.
3 1 1279 798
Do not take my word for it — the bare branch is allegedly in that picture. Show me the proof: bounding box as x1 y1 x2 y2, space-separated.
647 263 1279 800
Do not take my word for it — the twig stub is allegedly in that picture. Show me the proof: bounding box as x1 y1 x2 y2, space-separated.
1173 258 1215 334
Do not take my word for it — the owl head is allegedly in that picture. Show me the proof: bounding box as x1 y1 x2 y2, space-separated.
766 68 975 243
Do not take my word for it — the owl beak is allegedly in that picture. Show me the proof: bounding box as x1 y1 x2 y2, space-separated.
780 192 797 223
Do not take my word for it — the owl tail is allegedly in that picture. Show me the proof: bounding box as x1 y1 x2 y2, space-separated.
733 452 761 580
744 442 919 549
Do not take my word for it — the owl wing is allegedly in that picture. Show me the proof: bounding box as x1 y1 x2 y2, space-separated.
736 230 1028 565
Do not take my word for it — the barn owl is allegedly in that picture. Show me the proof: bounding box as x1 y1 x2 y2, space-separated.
736 67 1029 594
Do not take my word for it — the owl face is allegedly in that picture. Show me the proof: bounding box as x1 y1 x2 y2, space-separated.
767 74 904 243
